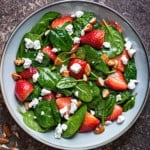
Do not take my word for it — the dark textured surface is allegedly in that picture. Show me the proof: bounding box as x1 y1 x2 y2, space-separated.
0 0 150 149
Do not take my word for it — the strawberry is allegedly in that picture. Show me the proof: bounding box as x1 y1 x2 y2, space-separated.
68 58 87 79
15 79 34 102
42 46 57 61
43 92 56 101
107 104 123 121
110 50 129 72
80 30 105 49
51 16 73 29
101 21 123 33
56 97 71 110
79 112 100 133
105 70 128 91
71 43 80 52
19 67 38 79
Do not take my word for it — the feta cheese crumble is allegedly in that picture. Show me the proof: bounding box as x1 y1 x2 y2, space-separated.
103 42 111 48
32 72 39 83
70 63 82 74
116 94 122 102
69 99 78 114
29 98 39 108
73 37 80 44
125 40 132 50
45 30 50 36
52 47 58 53
128 48 136 58
24 38 34 49
74 91 79 97
117 115 125 124
128 79 139 90
75 10 84 18
33 40 41 50
54 123 68 139
60 64 67 73
65 24 73 35
35 52 44 63
121 55 128 65
23 58 32 69
41 111 45 116
41 88 51 96
105 120 112 126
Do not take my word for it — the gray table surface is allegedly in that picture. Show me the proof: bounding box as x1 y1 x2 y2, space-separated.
0 0 150 149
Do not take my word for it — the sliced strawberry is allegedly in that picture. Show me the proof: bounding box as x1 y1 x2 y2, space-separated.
56 97 72 110
107 104 123 121
43 92 56 101
80 30 105 49
105 70 128 91
110 50 129 72
68 58 87 79
19 67 38 79
15 79 34 102
71 43 80 52
51 16 73 29
79 112 100 133
101 21 123 33
42 46 57 61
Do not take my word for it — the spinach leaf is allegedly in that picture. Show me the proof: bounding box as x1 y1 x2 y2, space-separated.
35 100 57 129
49 28 73 52
75 47 86 59
73 11 96 36
38 67 61 90
101 22 124 58
31 12 61 34
83 45 113 74
95 95 116 125
124 58 137 82
123 96 135 112
19 110 47 132
56 77 78 89
89 82 100 98
75 82 93 102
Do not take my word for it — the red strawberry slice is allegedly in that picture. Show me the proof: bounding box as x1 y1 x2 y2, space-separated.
105 70 128 91
107 104 123 121
42 46 57 61
68 58 87 79
80 30 105 49
79 112 100 133
110 50 129 72
15 79 34 102
19 67 38 79
56 97 72 110
71 43 80 52
51 16 73 29
101 21 123 33
43 92 56 101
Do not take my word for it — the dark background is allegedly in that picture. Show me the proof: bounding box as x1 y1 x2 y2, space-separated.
0 0 150 149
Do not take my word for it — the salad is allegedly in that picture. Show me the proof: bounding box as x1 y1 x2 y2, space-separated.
12 10 138 139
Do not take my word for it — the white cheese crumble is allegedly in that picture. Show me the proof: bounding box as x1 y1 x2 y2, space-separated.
54 123 68 139
73 37 80 44
74 91 79 97
41 88 51 96
70 63 82 74
59 106 69 117
75 10 84 18
45 30 50 36
35 52 44 63
116 94 122 102
33 40 41 50
60 64 67 73
128 48 136 58
41 111 45 116
29 98 39 108
81 29 85 36
65 24 73 35
24 38 34 49
105 120 112 126
51 47 58 53
90 110 95 116
103 42 111 48
121 55 128 65
116 115 125 124
125 40 132 50
32 72 39 83
23 58 32 69
128 79 139 90
69 99 78 114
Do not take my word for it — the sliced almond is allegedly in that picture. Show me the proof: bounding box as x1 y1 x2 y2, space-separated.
2 123 12 137
94 125 105 134
54 57 63 66
14 59 24 66
89 17 97 25
84 63 91 76
61 70 70 77
24 102 30 110
96 77 104 87
77 101 82 107
102 89 110 98
0 137 9 144
83 23 93 32
12 72 22 80
83 74 88 82
101 54 109 63
107 59 118 68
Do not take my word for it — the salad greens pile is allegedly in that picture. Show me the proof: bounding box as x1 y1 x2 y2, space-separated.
13 11 137 139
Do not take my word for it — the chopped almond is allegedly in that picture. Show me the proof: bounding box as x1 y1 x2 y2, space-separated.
54 57 63 66
12 73 22 80
14 59 24 66
84 63 91 76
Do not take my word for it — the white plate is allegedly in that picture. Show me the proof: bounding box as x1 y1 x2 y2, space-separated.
0 0 149 149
